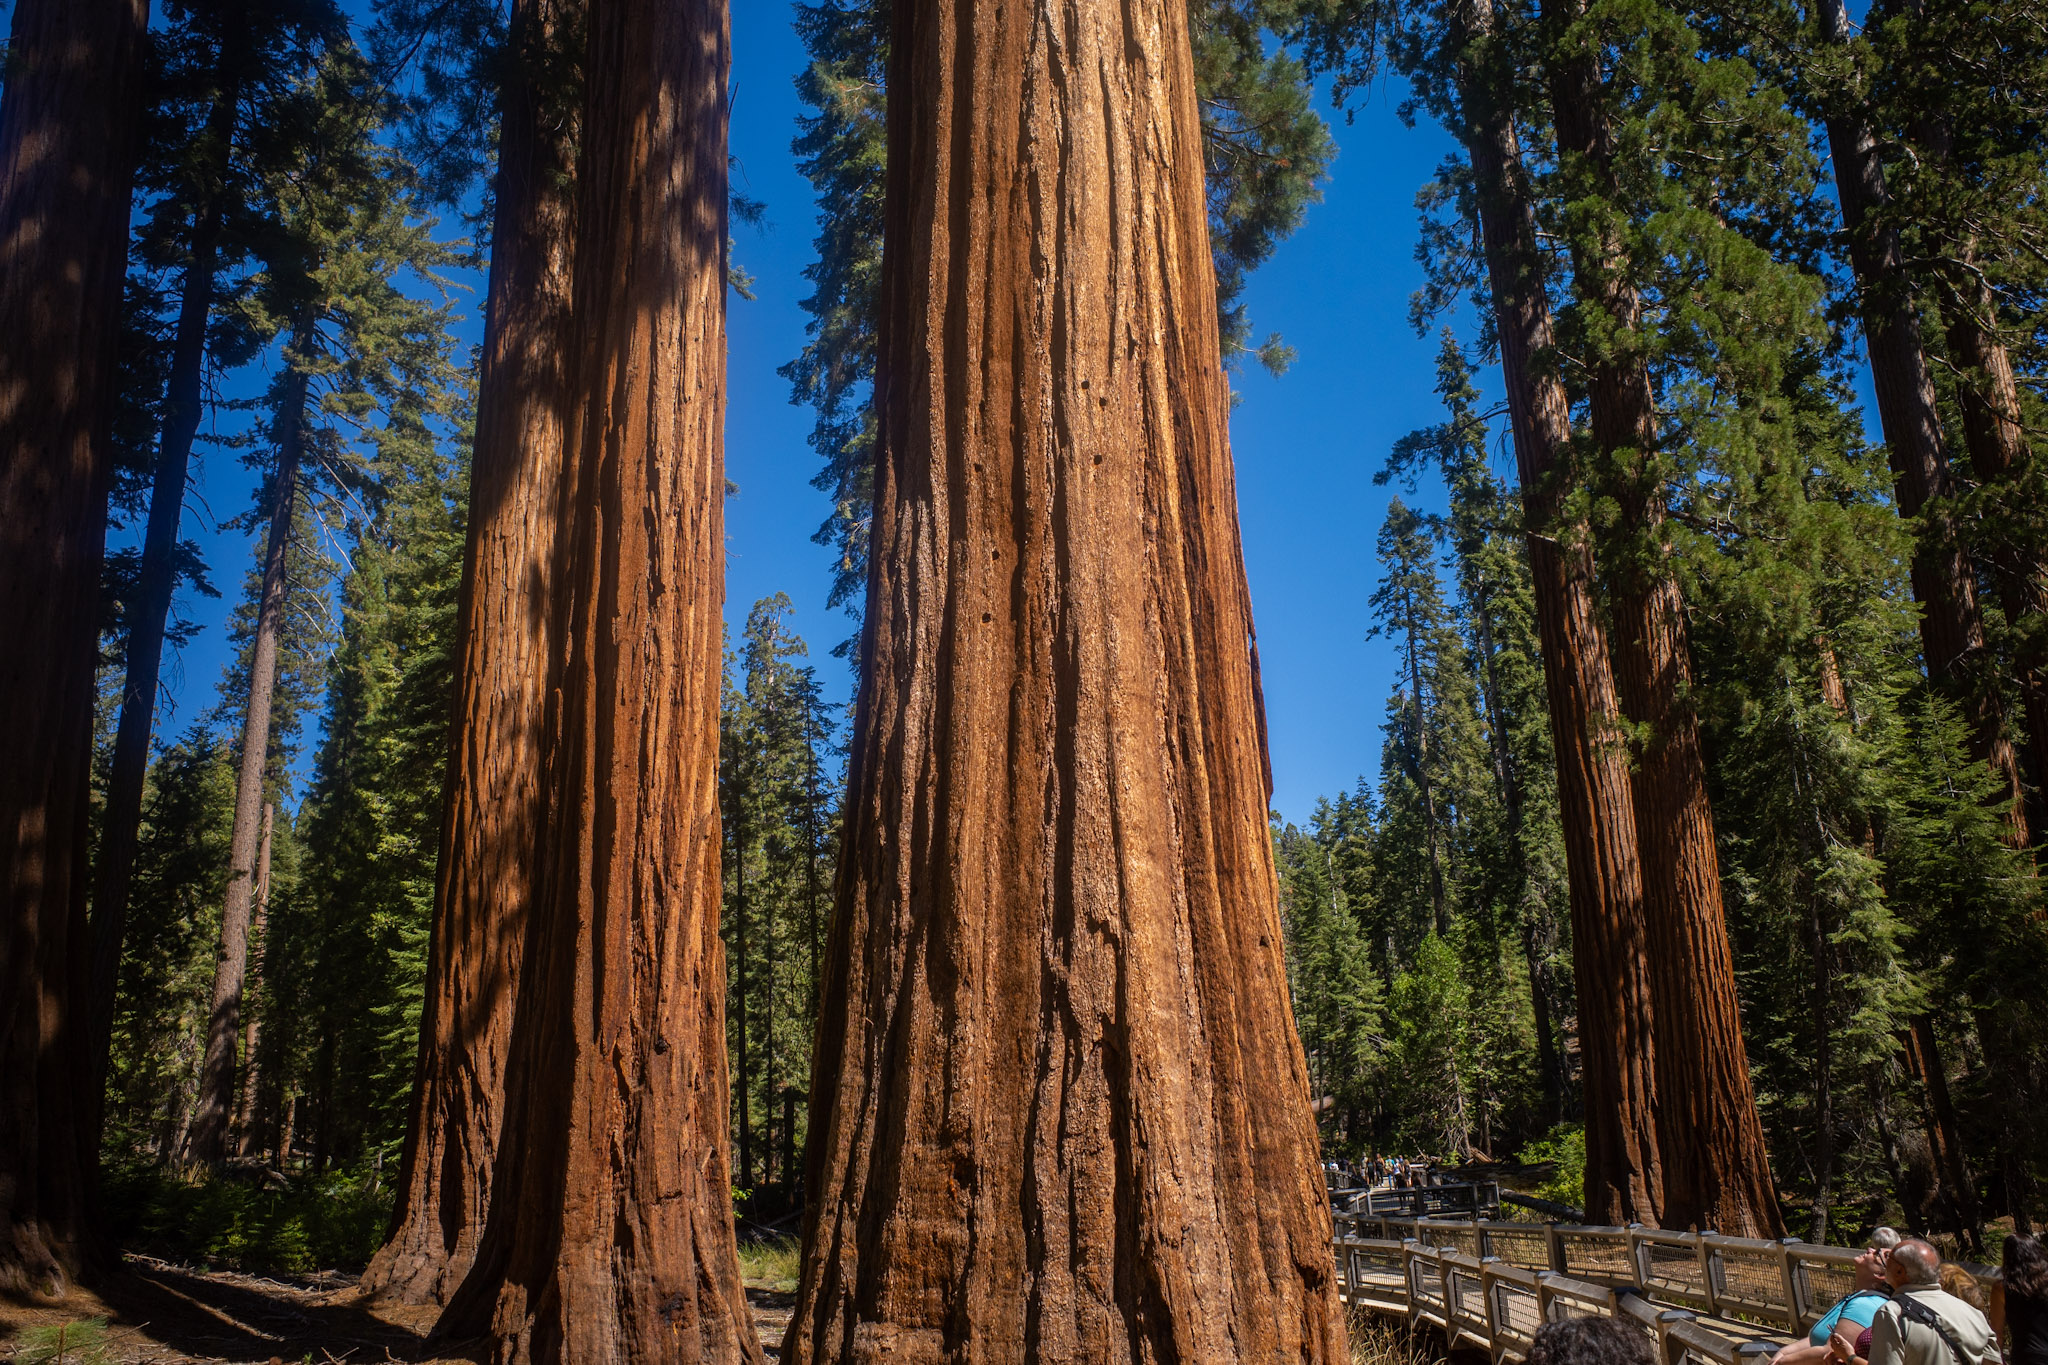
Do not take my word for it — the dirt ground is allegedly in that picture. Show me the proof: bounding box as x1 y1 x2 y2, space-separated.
0 1260 795 1364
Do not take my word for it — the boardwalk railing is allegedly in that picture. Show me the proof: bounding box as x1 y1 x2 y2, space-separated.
1332 1212 1881 1365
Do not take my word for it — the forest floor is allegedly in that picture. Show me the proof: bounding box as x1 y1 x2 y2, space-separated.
0 1259 798 1364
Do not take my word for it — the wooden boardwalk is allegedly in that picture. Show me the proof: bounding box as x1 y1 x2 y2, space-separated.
1332 1211 1893 1365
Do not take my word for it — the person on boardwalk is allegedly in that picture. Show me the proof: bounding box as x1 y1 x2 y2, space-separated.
1529 1316 1654 1365
1868 1240 2002 1365
1777 1243 1892 1365
1999 1235 2048 1365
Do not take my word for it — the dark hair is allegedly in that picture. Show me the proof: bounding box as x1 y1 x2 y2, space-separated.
1528 1317 1655 1365
2006 1234 2048 1304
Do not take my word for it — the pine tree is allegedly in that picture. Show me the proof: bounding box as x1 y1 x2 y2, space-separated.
89 0 348 1133
187 44 464 1167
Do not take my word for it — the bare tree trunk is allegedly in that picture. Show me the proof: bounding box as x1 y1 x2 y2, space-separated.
0 0 149 1298
1903 1015 1982 1250
432 0 758 1358
89 44 245 1141
782 1 1345 1359
234 803 274 1156
1540 1 1782 1237
1939 276 2048 833
187 343 308 1169
1813 0 2030 849
1451 0 1662 1226
361 0 579 1308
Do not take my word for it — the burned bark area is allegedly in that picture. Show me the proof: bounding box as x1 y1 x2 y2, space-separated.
783 2 1344 1361
363 0 579 1308
0 0 148 1296
432 0 758 1361
1452 6 1661 1226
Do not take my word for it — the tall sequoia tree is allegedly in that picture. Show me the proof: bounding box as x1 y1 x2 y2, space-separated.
0 0 149 1294
781 0 1347 1357
362 0 581 1307
430 0 760 1358
1538 0 1782 1237
1810 0 2031 849
1388 0 1665 1223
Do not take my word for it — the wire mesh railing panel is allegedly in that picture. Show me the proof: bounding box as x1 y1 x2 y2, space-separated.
1410 1259 1447 1309
1492 1280 1543 1344
1559 1231 1635 1282
1795 1258 1858 1322
1437 1227 1484 1258
1641 1238 1711 1304
1487 1225 1554 1270
1714 1246 1792 1320
1449 1268 1487 1326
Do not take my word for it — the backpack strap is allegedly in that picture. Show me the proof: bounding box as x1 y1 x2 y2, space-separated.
1894 1292 1976 1365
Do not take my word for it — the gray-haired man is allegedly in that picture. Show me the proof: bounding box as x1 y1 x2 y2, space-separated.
1869 1240 2002 1365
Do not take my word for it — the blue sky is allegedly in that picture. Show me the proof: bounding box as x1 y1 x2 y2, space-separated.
130 5 1511 826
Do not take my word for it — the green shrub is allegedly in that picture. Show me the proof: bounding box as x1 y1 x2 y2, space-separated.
1515 1124 1586 1211
101 1163 392 1274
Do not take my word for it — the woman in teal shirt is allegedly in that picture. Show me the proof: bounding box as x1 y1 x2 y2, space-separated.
1775 1247 1894 1365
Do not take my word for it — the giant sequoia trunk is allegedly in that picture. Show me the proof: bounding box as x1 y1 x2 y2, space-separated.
430 1 758 1359
0 0 149 1295
361 0 579 1308
781 0 1345 1358
1450 0 1662 1225
1813 0 2030 850
187 351 309 1169
89 48 246 1124
1541 9 1781 1238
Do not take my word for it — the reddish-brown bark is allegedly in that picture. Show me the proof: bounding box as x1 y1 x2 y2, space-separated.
362 0 579 1308
1540 8 1781 1239
188 351 309 1169
1451 0 1662 1226
0 0 149 1295
430 0 757 1359
1815 0 2030 850
781 1 1345 1358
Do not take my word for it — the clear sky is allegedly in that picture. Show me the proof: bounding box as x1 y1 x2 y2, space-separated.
128 5 1515 828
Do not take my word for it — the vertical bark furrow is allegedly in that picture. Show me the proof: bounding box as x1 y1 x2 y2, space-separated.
784 0 1343 1360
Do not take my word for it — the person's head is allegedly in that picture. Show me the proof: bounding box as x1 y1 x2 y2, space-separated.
1852 1245 1888 1292
2005 1234 2048 1305
1886 1240 1942 1291
1872 1228 1904 1252
1940 1263 1987 1310
1529 1317 1654 1365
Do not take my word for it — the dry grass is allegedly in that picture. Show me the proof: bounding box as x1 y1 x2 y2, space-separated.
1348 1308 1444 1365
737 1237 802 1294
